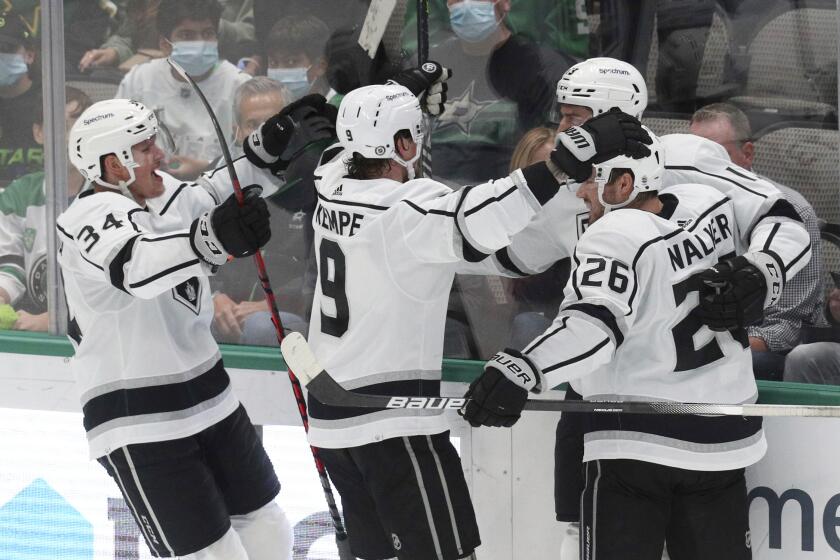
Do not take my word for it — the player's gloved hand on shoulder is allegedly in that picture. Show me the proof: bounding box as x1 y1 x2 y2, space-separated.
550 108 652 182
697 252 781 331
460 349 542 428
190 185 271 266
388 61 451 116
244 94 337 170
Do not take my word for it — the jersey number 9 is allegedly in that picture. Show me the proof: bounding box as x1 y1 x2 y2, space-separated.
319 239 349 337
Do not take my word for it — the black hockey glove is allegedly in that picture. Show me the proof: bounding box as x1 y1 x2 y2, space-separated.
697 255 772 331
550 108 652 183
388 61 452 116
190 185 271 266
244 94 337 170
460 349 541 428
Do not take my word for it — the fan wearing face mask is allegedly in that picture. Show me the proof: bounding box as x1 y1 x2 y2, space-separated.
116 0 250 181
0 8 42 188
264 16 331 103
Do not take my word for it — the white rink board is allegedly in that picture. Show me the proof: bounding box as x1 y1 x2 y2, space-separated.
1 351 839 558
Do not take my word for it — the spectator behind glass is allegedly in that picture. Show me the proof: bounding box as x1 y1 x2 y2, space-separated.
505 126 574 349
784 290 840 385
265 15 331 102
689 102 826 381
0 86 92 331
80 0 257 75
0 9 41 188
116 0 249 180
425 0 520 185
207 77 316 345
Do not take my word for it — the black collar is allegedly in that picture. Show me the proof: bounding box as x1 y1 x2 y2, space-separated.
657 193 678 220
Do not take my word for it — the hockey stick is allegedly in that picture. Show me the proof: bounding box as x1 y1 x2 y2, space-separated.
166 59 354 559
417 0 434 179
281 332 840 418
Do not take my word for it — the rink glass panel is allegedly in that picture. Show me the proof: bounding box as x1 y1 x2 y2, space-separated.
1 8 840 555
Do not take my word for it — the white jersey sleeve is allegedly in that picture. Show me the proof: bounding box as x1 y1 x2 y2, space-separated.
395 163 565 267
56 191 211 300
474 183 585 278
662 134 811 305
197 154 284 203
522 213 641 389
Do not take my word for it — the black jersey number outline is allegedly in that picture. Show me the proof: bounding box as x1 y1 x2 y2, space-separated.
671 275 725 372
579 257 630 294
77 213 126 253
319 238 349 337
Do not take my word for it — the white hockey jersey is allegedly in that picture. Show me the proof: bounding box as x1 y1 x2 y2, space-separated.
492 183 587 276
498 134 812 295
662 134 811 293
307 148 565 448
525 184 766 471
57 161 272 459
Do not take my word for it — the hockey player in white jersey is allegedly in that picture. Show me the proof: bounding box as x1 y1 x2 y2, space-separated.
304 77 652 559
59 98 292 560
490 56 812 559
462 133 769 559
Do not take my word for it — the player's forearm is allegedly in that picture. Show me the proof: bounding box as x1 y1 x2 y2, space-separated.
454 163 564 259
198 157 281 205
747 218 811 293
0 285 10 305
524 314 617 390
105 233 212 299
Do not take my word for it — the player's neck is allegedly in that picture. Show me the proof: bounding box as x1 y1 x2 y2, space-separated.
378 161 408 183
635 196 663 215
67 169 85 197
94 183 147 207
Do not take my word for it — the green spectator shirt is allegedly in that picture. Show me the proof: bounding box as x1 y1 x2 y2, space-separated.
0 171 49 312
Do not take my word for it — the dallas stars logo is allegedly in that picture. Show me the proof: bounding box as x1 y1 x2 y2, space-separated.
436 81 495 136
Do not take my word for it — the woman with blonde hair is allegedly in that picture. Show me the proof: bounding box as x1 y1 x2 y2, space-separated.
509 126 556 171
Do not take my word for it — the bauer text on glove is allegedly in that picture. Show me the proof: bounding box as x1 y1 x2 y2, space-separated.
459 349 542 428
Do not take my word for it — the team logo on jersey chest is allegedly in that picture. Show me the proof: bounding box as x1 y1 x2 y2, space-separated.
172 277 202 315
22 228 36 251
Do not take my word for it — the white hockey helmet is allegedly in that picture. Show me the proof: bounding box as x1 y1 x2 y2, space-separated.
68 98 158 196
336 83 424 179
556 57 648 119
594 126 663 213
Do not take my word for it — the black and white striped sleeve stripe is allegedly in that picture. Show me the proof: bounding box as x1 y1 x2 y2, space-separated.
563 302 626 348
453 186 492 263
108 235 141 293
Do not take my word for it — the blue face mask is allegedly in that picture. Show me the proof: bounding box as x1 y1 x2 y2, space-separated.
0 53 28 87
449 1 499 43
267 67 311 101
170 41 218 76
